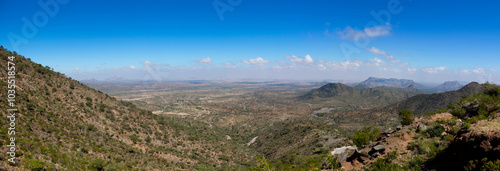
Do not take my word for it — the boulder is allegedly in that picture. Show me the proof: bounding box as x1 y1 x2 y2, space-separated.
418 124 427 131
383 128 395 135
367 145 386 159
331 146 358 163
396 126 402 130
373 145 386 152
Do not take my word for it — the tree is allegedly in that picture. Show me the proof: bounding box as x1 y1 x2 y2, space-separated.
399 109 414 126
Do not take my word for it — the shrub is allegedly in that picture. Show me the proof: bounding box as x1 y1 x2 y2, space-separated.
90 158 106 171
129 135 140 144
353 126 380 147
451 107 466 118
27 159 45 171
369 151 402 170
399 109 414 126
427 125 445 138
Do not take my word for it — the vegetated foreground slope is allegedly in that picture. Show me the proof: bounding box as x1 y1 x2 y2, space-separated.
321 82 484 131
0 47 259 170
338 83 500 170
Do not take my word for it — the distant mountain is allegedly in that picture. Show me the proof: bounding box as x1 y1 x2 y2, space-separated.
355 77 425 89
433 81 464 92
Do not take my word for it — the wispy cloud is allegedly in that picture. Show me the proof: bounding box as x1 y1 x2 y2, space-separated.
195 57 212 63
367 47 394 60
338 23 392 41
473 68 485 74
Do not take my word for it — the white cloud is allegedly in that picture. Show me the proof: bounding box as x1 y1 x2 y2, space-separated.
367 47 387 56
304 55 314 63
129 65 136 69
284 55 314 64
319 59 362 71
473 68 485 74
242 57 270 65
407 68 417 72
338 23 391 41
74 67 79 71
490 68 497 72
369 58 385 66
423 66 449 74
196 57 212 63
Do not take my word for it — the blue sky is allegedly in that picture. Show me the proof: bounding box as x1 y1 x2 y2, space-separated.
1 0 499 83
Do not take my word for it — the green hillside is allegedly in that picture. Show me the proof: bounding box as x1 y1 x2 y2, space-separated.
0 47 259 170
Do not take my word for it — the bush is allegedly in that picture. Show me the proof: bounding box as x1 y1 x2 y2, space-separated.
451 107 466 118
399 109 414 126
90 158 106 171
353 126 381 147
427 125 445 138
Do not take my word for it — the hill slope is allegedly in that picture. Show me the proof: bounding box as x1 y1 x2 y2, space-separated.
0 47 258 170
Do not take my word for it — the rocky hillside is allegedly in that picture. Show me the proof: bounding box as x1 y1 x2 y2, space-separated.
0 47 258 170
333 83 500 170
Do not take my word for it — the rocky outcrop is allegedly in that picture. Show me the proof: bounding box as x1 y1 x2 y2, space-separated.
427 117 500 170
